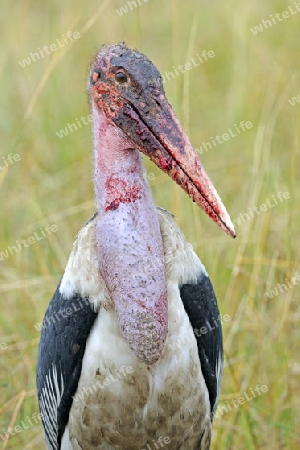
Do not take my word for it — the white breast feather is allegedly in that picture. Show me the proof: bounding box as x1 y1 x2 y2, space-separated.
60 209 212 449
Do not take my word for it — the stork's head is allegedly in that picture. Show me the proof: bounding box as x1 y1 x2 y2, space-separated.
89 43 236 238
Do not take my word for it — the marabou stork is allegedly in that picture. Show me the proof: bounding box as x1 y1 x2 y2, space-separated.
37 43 236 450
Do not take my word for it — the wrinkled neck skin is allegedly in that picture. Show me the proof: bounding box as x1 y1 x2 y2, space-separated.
92 105 168 364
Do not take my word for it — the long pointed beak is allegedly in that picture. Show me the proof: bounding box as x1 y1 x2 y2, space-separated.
113 94 236 238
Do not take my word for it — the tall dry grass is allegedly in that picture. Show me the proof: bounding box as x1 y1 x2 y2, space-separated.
0 1 299 448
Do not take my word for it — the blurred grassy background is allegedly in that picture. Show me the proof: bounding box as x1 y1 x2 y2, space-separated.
0 0 299 448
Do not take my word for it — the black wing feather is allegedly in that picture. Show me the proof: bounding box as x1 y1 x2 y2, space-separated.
36 283 98 449
180 273 223 419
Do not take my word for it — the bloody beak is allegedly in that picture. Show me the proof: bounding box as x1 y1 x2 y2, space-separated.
90 48 235 238
109 92 236 238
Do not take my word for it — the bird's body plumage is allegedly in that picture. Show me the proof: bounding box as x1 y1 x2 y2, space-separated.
37 209 221 449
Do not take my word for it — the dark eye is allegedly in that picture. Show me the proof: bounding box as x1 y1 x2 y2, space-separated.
115 72 127 83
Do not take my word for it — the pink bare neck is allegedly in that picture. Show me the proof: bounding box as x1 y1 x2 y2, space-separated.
92 106 168 364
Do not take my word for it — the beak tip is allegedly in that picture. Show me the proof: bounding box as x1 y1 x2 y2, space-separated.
219 211 236 239
231 230 237 239
224 225 237 239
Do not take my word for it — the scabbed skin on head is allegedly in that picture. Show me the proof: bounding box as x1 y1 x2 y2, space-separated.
89 42 168 141
90 42 163 97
